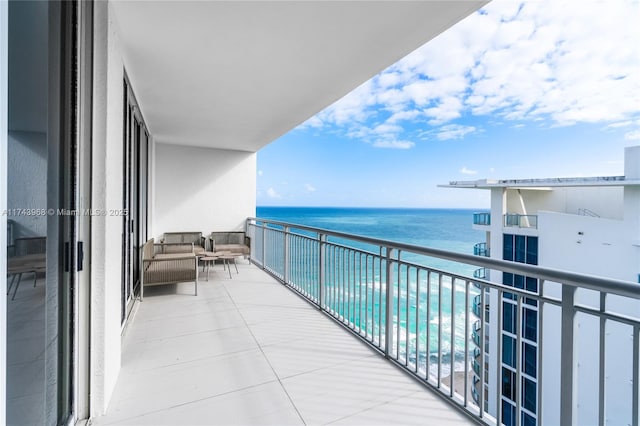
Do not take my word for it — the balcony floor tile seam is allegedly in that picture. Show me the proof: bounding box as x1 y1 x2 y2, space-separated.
219 280 309 425
97 379 286 426
314 389 424 426
121 322 251 346
273 352 379 382
132 301 240 321
117 346 268 378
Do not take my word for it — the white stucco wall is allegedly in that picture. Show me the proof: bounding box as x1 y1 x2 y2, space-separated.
90 1 125 415
152 143 256 238
538 212 636 282
505 186 624 220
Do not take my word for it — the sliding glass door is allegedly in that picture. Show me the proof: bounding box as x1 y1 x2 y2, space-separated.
5 0 91 423
122 77 149 325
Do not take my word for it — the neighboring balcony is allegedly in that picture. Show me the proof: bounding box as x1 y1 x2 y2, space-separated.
473 212 491 226
474 267 489 280
474 242 490 257
504 213 538 229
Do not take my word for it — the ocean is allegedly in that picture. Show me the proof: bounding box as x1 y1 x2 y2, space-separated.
256 206 485 275
255 206 487 375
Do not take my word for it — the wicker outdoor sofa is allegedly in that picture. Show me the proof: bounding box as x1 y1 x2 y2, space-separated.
141 238 198 300
162 231 206 254
209 231 250 256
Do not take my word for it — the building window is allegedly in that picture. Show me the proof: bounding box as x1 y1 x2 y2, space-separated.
523 342 537 377
526 237 538 265
523 412 536 426
524 309 537 342
515 235 526 263
514 274 525 289
525 277 537 292
502 367 517 400
503 335 516 367
503 234 539 266
503 302 516 334
523 377 537 413
504 234 514 261
502 400 516 426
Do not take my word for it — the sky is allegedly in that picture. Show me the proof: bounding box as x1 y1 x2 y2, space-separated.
256 0 640 209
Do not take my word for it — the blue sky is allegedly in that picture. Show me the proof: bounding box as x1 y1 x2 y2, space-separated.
257 0 640 208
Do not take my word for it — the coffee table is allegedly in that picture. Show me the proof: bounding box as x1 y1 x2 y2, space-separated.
196 251 221 281
216 252 241 279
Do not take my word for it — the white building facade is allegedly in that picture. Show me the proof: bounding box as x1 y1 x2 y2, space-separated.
444 145 640 425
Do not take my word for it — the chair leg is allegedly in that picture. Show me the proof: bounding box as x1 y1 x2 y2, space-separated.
11 272 24 300
6 273 16 295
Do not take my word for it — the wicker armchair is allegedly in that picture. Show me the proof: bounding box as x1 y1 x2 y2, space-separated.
141 238 198 300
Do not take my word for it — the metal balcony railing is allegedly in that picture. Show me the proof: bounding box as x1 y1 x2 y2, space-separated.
473 212 491 226
246 217 640 426
504 213 538 229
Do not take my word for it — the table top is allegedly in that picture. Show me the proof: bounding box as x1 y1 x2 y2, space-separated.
197 250 242 260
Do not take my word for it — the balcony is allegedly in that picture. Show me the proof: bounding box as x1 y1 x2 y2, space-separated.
472 293 490 323
97 263 471 425
474 267 488 280
473 212 491 226
504 213 538 229
100 218 640 425
473 242 490 257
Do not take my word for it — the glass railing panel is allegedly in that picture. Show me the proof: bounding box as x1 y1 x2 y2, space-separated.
473 212 491 226
504 214 538 229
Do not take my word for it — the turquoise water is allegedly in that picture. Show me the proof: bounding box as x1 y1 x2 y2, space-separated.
256 206 484 275
256 207 486 373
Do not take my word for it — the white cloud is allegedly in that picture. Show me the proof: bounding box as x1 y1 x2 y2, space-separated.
372 140 415 149
305 184 316 192
607 120 634 129
436 124 477 141
267 187 281 199
625 130 640 141
257 170 263 176
299 0 639 141
460 167 478 175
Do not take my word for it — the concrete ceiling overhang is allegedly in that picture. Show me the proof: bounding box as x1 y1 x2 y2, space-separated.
112 1 486 152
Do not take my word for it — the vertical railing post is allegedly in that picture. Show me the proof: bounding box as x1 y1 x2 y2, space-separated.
560 284 577 426
598 293 607 426
385 246 394 358
261 224 266 269
318 233 326 310
283 226 290 284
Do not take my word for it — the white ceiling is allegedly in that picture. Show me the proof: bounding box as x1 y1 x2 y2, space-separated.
112 1 486 153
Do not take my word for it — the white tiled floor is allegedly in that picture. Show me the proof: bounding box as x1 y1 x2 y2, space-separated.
95 261 472 426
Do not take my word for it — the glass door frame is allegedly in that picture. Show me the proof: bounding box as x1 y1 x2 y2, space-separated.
50 0 92 423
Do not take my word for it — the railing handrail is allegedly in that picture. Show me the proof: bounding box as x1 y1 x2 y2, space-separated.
247 217 640 300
